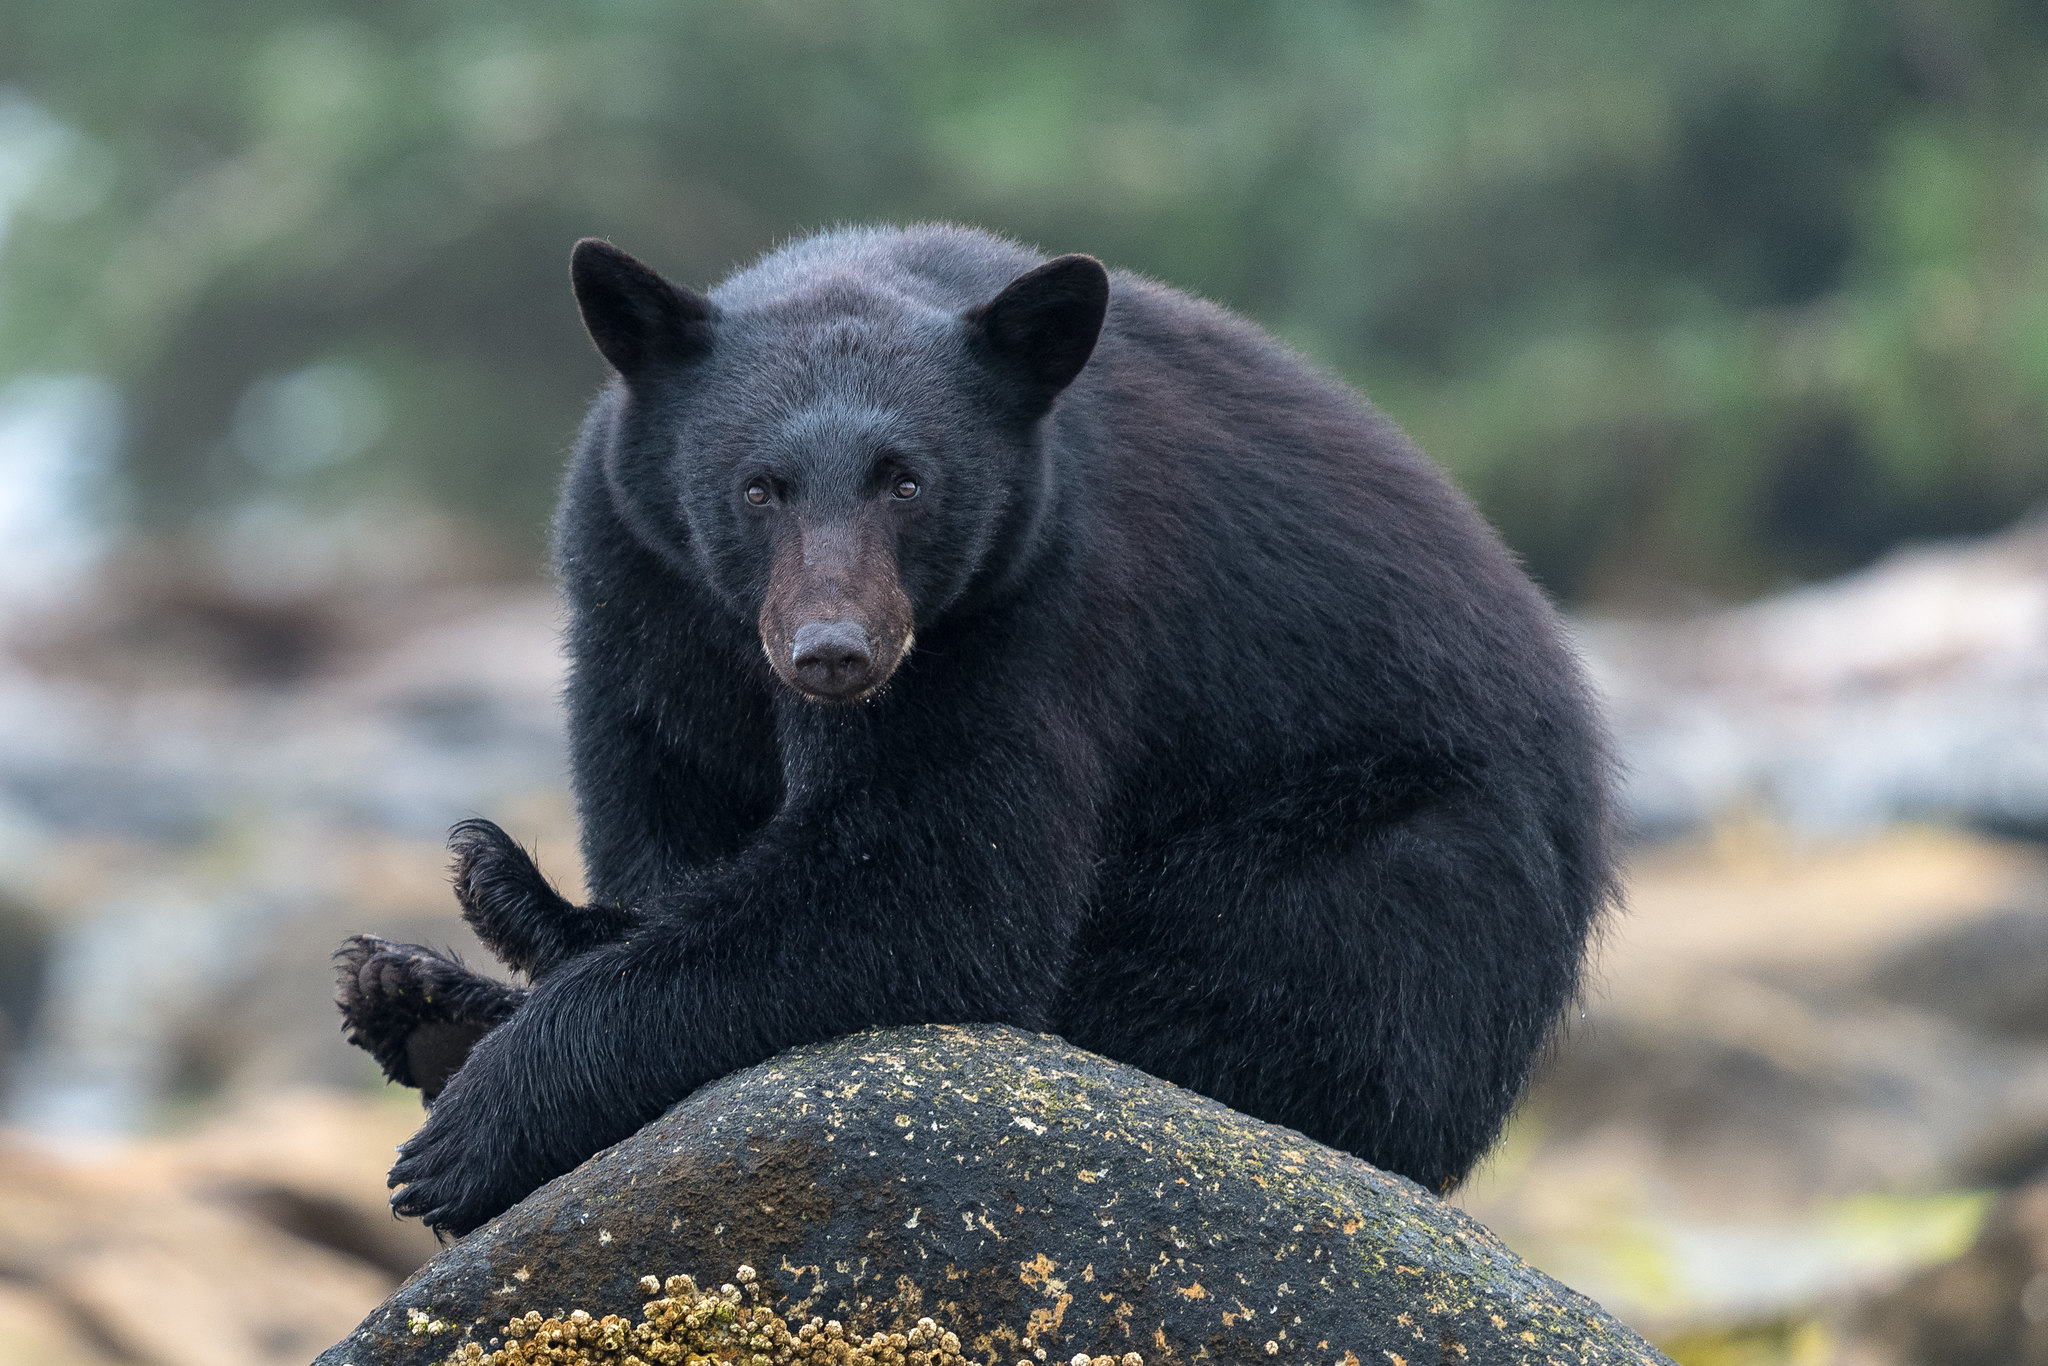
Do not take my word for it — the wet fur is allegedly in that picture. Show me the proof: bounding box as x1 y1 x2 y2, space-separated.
343 225 1615 1235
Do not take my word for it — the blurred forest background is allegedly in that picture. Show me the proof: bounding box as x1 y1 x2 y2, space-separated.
3 0 2046 602
1 3 2047 1365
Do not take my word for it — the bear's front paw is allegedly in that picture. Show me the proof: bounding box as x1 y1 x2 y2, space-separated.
387 1093 528 1237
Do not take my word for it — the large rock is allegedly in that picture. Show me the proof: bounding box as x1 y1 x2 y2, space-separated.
317 1025 1667 1366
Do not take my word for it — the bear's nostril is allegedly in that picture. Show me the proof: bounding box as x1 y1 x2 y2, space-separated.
790 620 874 694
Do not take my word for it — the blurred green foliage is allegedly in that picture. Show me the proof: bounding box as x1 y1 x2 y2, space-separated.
2 0 2045 600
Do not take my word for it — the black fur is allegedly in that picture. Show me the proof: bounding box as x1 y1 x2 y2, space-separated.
367 225 1615 1235
447 817 632 979
968 253 1112 403
570 238 716 378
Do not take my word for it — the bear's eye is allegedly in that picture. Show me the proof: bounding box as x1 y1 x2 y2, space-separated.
744 481 772 507
892 478 920 501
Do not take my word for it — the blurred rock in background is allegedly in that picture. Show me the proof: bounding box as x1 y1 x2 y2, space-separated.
1595 515 2048 841
0 512 2034 1361
1453 517 2048 1362
0 518 577 1136
0 1089 438 1366
1456 822 2048 1347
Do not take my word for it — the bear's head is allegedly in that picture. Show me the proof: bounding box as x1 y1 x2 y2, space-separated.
570 236 1108 704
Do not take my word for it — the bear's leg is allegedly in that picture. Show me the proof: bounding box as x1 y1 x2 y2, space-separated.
1059 790 1605 1193
448 819 634 979
333 935 526 1102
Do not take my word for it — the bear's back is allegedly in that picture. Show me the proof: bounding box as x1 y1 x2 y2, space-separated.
709 226 1581 764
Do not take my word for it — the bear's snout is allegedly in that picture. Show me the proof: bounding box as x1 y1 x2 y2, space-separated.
790 619 875 700
759 515 914 704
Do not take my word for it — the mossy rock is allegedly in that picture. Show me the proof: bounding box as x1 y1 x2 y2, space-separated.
316 1024 1669 1366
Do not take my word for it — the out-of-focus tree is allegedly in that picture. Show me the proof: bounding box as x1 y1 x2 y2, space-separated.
0 0 2043 600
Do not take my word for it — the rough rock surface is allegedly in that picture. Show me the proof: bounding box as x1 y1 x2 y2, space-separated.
318 1025 1666 1366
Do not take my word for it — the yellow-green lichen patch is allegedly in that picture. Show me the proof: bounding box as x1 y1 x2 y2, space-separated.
442 1264 1149 1366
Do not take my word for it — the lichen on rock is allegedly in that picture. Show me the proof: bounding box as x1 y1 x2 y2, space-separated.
439 1265 1084 1366
436 1261 1122 1366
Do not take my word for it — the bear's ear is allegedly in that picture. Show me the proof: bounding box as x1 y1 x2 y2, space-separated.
570 238 716 380
966 254 1110 410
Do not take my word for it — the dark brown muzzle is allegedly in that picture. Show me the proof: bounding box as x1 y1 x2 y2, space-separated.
760 516 913 703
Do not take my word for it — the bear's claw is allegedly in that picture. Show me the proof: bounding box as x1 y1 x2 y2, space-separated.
385 1067 529 1236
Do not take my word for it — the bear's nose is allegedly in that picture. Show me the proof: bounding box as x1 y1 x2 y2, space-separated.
790 619 875 699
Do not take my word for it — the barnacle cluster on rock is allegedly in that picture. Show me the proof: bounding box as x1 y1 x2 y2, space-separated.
440 1265 1145 1366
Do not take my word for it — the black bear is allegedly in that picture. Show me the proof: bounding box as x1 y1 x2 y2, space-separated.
336 224 1614 1236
